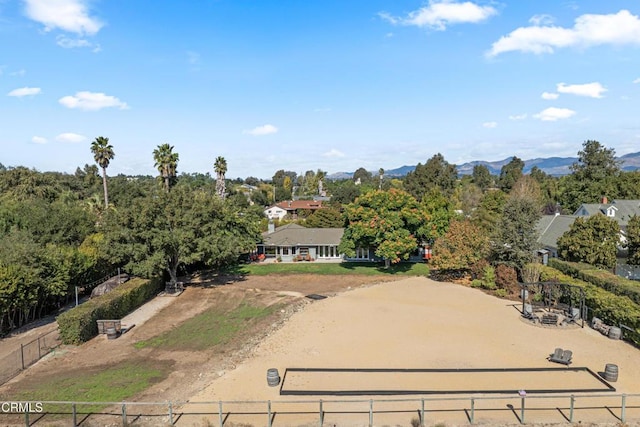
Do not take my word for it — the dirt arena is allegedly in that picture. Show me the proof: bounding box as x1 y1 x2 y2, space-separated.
182 277 640 426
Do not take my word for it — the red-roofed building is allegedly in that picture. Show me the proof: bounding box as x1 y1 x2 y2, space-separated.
264 200 324 220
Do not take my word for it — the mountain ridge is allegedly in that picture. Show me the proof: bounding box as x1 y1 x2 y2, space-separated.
327 152 640 180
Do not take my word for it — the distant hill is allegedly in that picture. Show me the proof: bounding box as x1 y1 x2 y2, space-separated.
327 152 640 180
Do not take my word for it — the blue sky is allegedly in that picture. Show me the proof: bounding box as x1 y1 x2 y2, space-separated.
2 0 640 179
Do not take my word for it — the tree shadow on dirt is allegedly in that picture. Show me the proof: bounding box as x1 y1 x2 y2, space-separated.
181 265 249 288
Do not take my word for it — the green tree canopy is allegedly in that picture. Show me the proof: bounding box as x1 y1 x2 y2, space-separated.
557 214 620 269
339 189 427 265
627 215 640 266
431 219 489 271
304 207 344 228
498 156 524 192
472 164 493 190
102 186 261 285
559 140 621 211
403 153 458 201
490 188 542 272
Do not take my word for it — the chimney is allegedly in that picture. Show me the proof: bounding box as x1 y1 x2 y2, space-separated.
602 196 608 204
267 221 275 234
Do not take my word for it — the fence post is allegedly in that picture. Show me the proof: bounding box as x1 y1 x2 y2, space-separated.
72 403 77 427
520 396 525 424
420 398 425 427
369 399 373 427
219 401 223 427
121 402 127 425
470 398 475 424
37 337 41 359
319 399 323 427
168 401 174 426
569 395 574 423
621 394 627 423
24 410 29 427
267 400 272 427
20 344 25 370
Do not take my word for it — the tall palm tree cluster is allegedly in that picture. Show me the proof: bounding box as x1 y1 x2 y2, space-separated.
153 143 180 192
89 138 228 198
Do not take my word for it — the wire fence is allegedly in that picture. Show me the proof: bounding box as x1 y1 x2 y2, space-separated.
0 328 61 386
0 393 639 426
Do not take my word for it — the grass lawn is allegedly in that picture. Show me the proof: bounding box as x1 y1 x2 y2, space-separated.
234 261 430 276
134 299 280 351
15 359 171 413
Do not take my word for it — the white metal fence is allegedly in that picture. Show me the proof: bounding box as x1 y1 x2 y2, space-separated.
1 393 639 427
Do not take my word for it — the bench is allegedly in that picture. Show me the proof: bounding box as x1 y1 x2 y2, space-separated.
541 314 558 326
96 319 122 334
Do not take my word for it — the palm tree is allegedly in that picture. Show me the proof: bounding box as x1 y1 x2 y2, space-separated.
153 143 179 192
90 136 115 208
378 168 384 190
214 156 227 199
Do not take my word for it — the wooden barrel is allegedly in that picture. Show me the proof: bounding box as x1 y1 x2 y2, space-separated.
267 368 280 387
604 364 618 382
106 327 118 340
608 326 622 340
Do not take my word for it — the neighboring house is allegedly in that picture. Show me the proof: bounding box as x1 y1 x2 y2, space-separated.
536 198 640 262
258 223 343 262
263 200 324 220
574 198 640 244
536 214 579 260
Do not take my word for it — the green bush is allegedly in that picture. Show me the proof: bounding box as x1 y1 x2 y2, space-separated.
57 276 163 344
549 259 640 305
471 279 484 288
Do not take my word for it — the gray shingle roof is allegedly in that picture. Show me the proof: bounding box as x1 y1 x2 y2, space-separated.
261 223 344 246
536 214 578 251
574 199 640 229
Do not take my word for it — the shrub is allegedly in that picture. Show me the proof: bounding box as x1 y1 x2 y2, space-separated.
549 259 640 305
471 279 484 288
57 276 163 344
494 289 508 298
482 265 496 289
495 264 518 293
521 262 542 284
470 259 489 280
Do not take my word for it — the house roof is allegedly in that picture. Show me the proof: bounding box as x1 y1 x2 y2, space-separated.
261 223 343 246
574 199 640 228
274 200 323 211
536 214 578 251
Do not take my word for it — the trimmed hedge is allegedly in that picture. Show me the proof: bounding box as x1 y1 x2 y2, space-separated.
57 277 163 345
540 266 640 335
549 259 640 305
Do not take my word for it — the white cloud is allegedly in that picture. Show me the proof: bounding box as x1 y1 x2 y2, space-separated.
509 113 527 120
24 0 103 35
243 124 278 136
56 35 99 51
323 149 345 158
55 132 86 143
533 107 576 121
7 86 41 97
314 107 332 113
59 91 129 111
482 121 497 128
31 136 47 144
529 14 555 26
541 92 559 100
557 82 607 98
634 78 640 84
10 69 26 77
488 9 640 56
380 0 497 30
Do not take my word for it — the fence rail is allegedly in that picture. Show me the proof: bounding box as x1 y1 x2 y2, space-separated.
0 328 61 386
1 393 639 427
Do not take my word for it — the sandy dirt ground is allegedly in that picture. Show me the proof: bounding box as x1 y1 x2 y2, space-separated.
184 277 640 427
1 274 639 427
